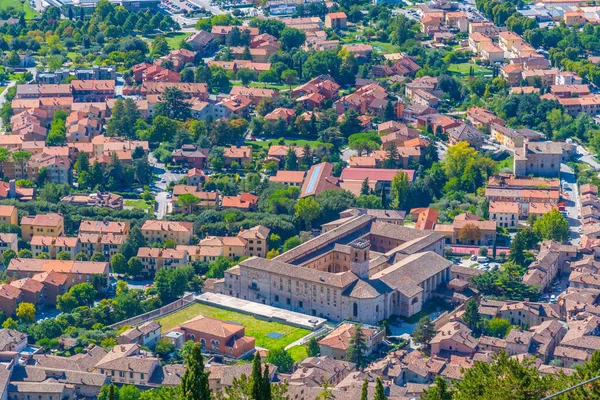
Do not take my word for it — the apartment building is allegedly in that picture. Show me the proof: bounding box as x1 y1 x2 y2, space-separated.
141 220 194 245
21 213 64 242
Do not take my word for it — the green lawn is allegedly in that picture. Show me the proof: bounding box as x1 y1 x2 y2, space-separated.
125 199 153 214
231 81 290 91
157 303 311 351
448 63 492 76
287 345 308 362
370 41 402 54
164 32 190 50
0 0 37 19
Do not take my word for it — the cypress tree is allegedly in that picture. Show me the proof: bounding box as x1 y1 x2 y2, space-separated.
360 378 369 400
374 377 386 400
107 384 116 400
251 351 263 400
360 177 370 196
261 363 272 400
179 342 210 400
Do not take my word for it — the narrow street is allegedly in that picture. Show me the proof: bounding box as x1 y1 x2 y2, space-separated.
148 153 184 219
560 163 581 246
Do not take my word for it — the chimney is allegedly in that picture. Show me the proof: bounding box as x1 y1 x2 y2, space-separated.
8 180 16 199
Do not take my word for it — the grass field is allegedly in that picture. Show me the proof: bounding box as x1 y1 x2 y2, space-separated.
125 199 153 214
231 81 290 91
157 303 311 353
0 0 38 19
448 63 492 76
163 32 190 50
371 41 401 54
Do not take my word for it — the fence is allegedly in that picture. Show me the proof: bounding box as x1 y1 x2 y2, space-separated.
109 293 196 328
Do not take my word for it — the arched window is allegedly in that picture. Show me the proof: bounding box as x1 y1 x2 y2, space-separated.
353 303 358 317
200 338 206 348
251 278 258 289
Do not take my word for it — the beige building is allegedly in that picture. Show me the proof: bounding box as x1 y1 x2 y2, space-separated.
490 201 519 228
514 142 567 178
0 205 18 226
141 220 194 245
137 247 190 277
21 213 64 242
213 215 451 323
237 226 270 258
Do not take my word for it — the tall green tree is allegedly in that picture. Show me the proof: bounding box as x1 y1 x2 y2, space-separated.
261 364 272 400
179 342 210 400
374 377 386 400
347 324 368 369
251 351 263 400
307 337 320 357
423 376 453 400
391 171 410 210
533 209 569 243
360 378 368 400
412 316 436 355
463 298 481 333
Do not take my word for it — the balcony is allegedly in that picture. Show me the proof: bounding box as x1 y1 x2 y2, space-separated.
248 285 260 291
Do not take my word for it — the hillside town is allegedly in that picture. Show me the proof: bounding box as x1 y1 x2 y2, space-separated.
1 0 600 398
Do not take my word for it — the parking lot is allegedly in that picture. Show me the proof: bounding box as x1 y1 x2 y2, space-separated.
159 0 203 14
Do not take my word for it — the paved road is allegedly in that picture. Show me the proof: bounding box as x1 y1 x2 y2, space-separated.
576 144 600 171
0 81 17 133
149 154 185 219
560 163 581 246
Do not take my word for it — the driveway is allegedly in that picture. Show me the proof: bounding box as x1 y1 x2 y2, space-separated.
149 154 185 219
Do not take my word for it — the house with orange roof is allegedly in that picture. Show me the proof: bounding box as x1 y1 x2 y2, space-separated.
9 278 44 306
211 25 259 40
325 12 347 29
269 170 306 187
0 205 18 226
468 32 492 53
186 168 206 186
229 86 279 105
7 259 109 288
502 64 524 86
318 322 384 361
410 208 439 230
264 108 297 124
238 225 270 258
31 271 68 305
171 185 219 213
0 284 22 317
141 220 194 245
221 193 259 211
223 145 252 167
30 235 80 259
466 107 504 129
71 80 115 102
21 213 64 242
489 201 519 228
169 315 256 358
214 95 253 119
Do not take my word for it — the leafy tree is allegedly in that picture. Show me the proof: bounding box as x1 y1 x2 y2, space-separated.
463 299 481 334
453 351 553 399
423 376 453 400
307 337 320 357
281 69 298 90
280 27 306 50
443 142 478 181
533 209 569 243
75 252 89 261
391 171 409 210
179 342 210 400
128 257 143 277
458 224 481 244
17 249 33 259
347 324 368 369
2 249 16 267
2 318 17 330
111 253 128 274
155 338 176 358
484 318 512 338
284 148 298 171
56 251 72 260
412 316 436 355
155 267 191 303
91 252 106 262
177 193 201 214
151 35 170 56
154 87 191 121
266 348 294 373
382 145 400 169
295 197 321 229
283 236 301 252
16 302 36 323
